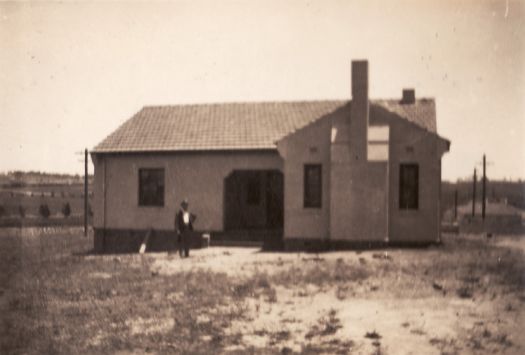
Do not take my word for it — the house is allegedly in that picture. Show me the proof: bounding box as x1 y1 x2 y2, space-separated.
91 60 450 252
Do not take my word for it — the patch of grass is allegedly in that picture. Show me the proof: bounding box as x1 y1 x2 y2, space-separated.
0 230 257 354
232 271 278 303
428 336 461 354
410 328 426 336
271 258 371 288
300 339 354 355
335 285 349 300
305 309 342 339
456 286 473 299
365 330 382 339
268 330 291 345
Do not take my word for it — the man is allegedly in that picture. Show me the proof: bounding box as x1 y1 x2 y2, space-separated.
175 199 196 258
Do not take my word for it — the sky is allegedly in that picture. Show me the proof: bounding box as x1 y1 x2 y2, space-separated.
1 0 524 181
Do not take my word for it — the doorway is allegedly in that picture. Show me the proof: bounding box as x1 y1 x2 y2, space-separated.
224 170 283 231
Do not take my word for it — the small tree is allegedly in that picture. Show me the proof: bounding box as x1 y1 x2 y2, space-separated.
18 205 26 218
62 202 71 218
39 204 50 219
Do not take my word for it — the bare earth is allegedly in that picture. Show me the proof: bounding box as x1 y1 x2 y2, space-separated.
150 241 524 354
0 228 523 354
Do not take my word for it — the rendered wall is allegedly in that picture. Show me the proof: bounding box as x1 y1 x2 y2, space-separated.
278 101 446 244
277 112 336 240
91 151 283 233
330 113 389 242
370 104 445 243
386 119 443 243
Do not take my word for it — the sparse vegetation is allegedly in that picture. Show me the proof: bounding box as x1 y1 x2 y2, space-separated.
38 204 51 218
305 309 342 339
0 183 92 227
18 205 25 218
0 230 523 354
62 202 71 218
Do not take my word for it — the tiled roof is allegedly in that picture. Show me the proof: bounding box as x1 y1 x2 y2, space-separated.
372 98 436 132
92 99 438 153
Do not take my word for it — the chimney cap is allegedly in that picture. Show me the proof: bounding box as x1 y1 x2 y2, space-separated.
401 89 416 104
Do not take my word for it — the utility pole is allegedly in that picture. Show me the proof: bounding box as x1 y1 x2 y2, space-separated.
454 189 458 221
475 154 493 220
482 154 486 220
84 148 88 237
472 168 477 217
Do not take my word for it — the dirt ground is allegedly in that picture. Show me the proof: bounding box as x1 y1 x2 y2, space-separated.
0 228 523 354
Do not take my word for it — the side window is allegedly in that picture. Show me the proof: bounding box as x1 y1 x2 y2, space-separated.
138 168 165 206
399 164 418 210
304 164 322 208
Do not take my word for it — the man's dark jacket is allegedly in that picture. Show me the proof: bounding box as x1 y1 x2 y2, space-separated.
175 210 195 234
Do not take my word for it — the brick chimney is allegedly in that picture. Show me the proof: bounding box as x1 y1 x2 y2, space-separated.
350 60 369 161
401 89 415 104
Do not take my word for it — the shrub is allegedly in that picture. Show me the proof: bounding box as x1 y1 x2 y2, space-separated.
39 204 50 219
18 205 25 218
62 202 71 218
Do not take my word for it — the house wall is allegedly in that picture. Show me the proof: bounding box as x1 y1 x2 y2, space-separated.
91 151 283 234
277 113 335 240
330 113 388 242
277 102 445 245
385 118 442 243
369 105 443 243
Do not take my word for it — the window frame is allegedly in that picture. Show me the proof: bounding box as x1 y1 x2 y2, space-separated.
399 163 419 210
303 164 322 208
138 168 165 207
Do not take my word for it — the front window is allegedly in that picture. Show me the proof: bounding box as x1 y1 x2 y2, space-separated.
399 164 418 210
304 164 322 208
138 168 165 206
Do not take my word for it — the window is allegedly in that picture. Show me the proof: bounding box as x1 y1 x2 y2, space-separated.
138 168 165 206
304 164 322 208
399 164 418 210
367 126 389 162
246 173 261 205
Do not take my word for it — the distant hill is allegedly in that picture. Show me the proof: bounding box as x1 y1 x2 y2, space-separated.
0 171 94 187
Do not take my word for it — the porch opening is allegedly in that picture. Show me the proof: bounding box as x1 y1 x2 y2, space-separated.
224 170 284 231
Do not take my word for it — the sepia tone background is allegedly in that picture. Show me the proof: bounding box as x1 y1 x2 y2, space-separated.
1 0 524 180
